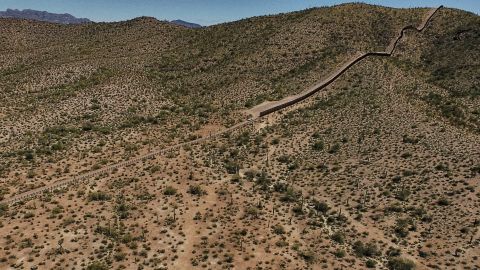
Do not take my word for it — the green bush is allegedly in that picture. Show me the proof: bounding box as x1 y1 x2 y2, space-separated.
352 241 380 257
402 135 419 144
24 151 35 161
115 200 129 219
394 218 412 238
188 185 206 196
86 261 108 270
313 200 330 214
471 165 480 176
0 204 8 217
280 187 299 202
334 249 346 258
387 257 415 270
366 259 377 268
163 186 177 196
437 197 450 206
312 140 325 151
114 252 126 261
87 191 111 201
255 171 271 190
328 143 341 154
272 224 285 235
331 231 345 244
298 249 315 263
396 189 411 201
245 206 259 218
224 160 240 174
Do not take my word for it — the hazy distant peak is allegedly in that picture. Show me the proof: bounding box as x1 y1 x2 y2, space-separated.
170 19 202 28
0 8 91 24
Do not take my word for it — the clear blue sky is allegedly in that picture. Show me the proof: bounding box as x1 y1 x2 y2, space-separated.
0 0 478 25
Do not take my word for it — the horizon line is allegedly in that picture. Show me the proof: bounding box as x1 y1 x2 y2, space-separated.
0 3 477 27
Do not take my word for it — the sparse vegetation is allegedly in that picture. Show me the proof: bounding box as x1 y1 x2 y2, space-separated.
0 4 477 270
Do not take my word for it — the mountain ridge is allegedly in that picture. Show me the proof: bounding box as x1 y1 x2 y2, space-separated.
0 8 91 24
0 8 202 28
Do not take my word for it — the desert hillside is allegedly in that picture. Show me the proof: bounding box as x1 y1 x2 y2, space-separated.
0 3 479 270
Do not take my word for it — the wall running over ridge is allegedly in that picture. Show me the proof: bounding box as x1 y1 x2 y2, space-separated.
258 6 442 117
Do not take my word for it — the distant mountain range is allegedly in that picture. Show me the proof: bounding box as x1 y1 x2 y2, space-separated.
0 8 202 28
170 19 202 28
0 9 91 24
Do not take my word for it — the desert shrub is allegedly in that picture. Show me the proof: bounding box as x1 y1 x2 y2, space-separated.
386 247 402 257
81 122 94 131
235 131 250 146
149 165 161 173
277 155 290 163
244 170 256 180
95 226 119 239
402 170 416 177
19 238 33 249
385 203 403 213
387 257 415 270
114 252 126 261
328 143 341 154
435 163 449 171
188 185 206 196
396 189 411 201
394 218 412 238
418 250 429 258
437 197 450 206
136 191 154 201
334 249 346 258
366 259 377 268
50 206 63 216
0 204 7 217
62 217 75 227
24 151 35 161
292 205 304 215
163 186 177 196
471 165 480 176
255 171 271 190
287 161 299 171
224 160 240 174
313 200 330 214
352 241 380 257
245 206 259 218
273 182 288 193
88 191 111 201
312 140 325 151
86 261 108 270
272 224 285 235
392 175 402 183
280 187 300 202
51 142 65 151
298 249 315 263
402 135 419 144
123 143 139 152
224 253 234 263
276 240 288 247
331 231 345 244
115 200 129 219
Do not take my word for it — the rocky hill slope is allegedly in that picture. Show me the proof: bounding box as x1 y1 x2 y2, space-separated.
0 3 478 270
